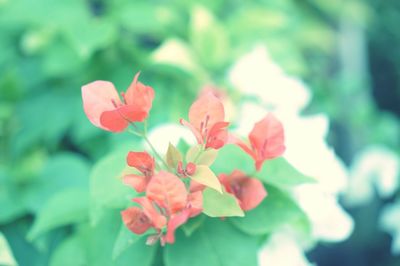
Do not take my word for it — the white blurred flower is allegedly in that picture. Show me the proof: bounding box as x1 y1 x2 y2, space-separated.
0 233 17 266
229 45 311 113
344 146 400 206
229 45 353 244
258 233 314 266
380 201 400 255
146 124 195 153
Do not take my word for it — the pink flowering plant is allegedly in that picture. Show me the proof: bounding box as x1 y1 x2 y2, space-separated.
82 72 315 264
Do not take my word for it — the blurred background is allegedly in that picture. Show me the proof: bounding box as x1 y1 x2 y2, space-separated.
0 0 399 265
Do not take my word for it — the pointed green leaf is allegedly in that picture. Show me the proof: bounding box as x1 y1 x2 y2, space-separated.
166 142 183 169
165 219 258 266
257 157 316 188
182 215 206 237
28 188 89 240
212 144 254 175
112 223 148 260
190 165 222 193
230 185 311 236
203 188 244 217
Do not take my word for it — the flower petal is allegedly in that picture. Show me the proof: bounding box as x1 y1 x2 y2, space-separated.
81 80 122 131
206 121 229 149
228 134 255 160
187 191 203 217
121 207 152 234
146 171 187 215
188 92 225 131
100 109 129 132
180 119 203 144
125 72 155 117
164 210 190 244
249 113 285 170
133 197 166 229
123 174 149 193
239 178 267 211
126 151 155 176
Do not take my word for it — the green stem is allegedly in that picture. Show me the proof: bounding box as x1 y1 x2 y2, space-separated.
142 134 171 171
128 123 171 171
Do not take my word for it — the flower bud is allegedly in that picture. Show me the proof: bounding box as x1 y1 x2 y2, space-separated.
186 162 197 176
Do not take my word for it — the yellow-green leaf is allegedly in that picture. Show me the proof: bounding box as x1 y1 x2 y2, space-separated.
165 142 183 169
203 188 244 217
190 165 222 193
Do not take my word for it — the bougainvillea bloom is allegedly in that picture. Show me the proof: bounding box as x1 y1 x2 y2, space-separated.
146 171 187 215
81 72 154 132
164 191 203 244
124 151 155 193
219 170 267 211
231 113 285 171
121 207 152 234
180 92 229 149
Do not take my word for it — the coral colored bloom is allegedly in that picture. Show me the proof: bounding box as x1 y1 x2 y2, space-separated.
81 72 154 132
124 152 155 193
163 191 203 244
230 113 285 171
133 197 167 229
121 207 152 234
180 92 229 149
219 170 267 211
146 171 187 215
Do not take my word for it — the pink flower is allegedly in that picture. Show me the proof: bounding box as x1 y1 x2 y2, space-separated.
219 170 267 211
230 113 285 171
124 151 155 193
146 171 188 215
180 93 229 149
81 72 154 132
121 173 203 244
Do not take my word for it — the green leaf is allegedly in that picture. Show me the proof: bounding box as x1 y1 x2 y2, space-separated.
112 224 147 260
24 153 90 213
166 142 183 169
203 188 244 217
90 148 138 225
28 188 89 240
151 38 205 77
0 232 17 266
190 165 222 193
189 5 229 69
212 144 254 175
49 235 87 266
165 218 259 266
186 145 218 166
230 185 311 236
79 210 157 266
257 157 316 188
182 215 206 237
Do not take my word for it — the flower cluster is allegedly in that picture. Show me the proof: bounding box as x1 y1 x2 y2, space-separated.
81 72 285 245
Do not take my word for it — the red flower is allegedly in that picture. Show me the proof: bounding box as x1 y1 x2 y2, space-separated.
81 72 154 132
121 196 167 235
121 173 203 244
146 171 188 215
230 113 285 171
124 151 155 193
180 92 229 149
219 170 267 211
164 191 203 244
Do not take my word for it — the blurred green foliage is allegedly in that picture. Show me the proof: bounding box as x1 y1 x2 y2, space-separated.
0 0 399 265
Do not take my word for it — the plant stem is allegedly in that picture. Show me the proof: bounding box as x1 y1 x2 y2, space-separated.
128 123 171 171
142 134 171 171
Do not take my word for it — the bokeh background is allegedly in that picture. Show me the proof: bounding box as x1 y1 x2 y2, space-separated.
0 0 399 265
